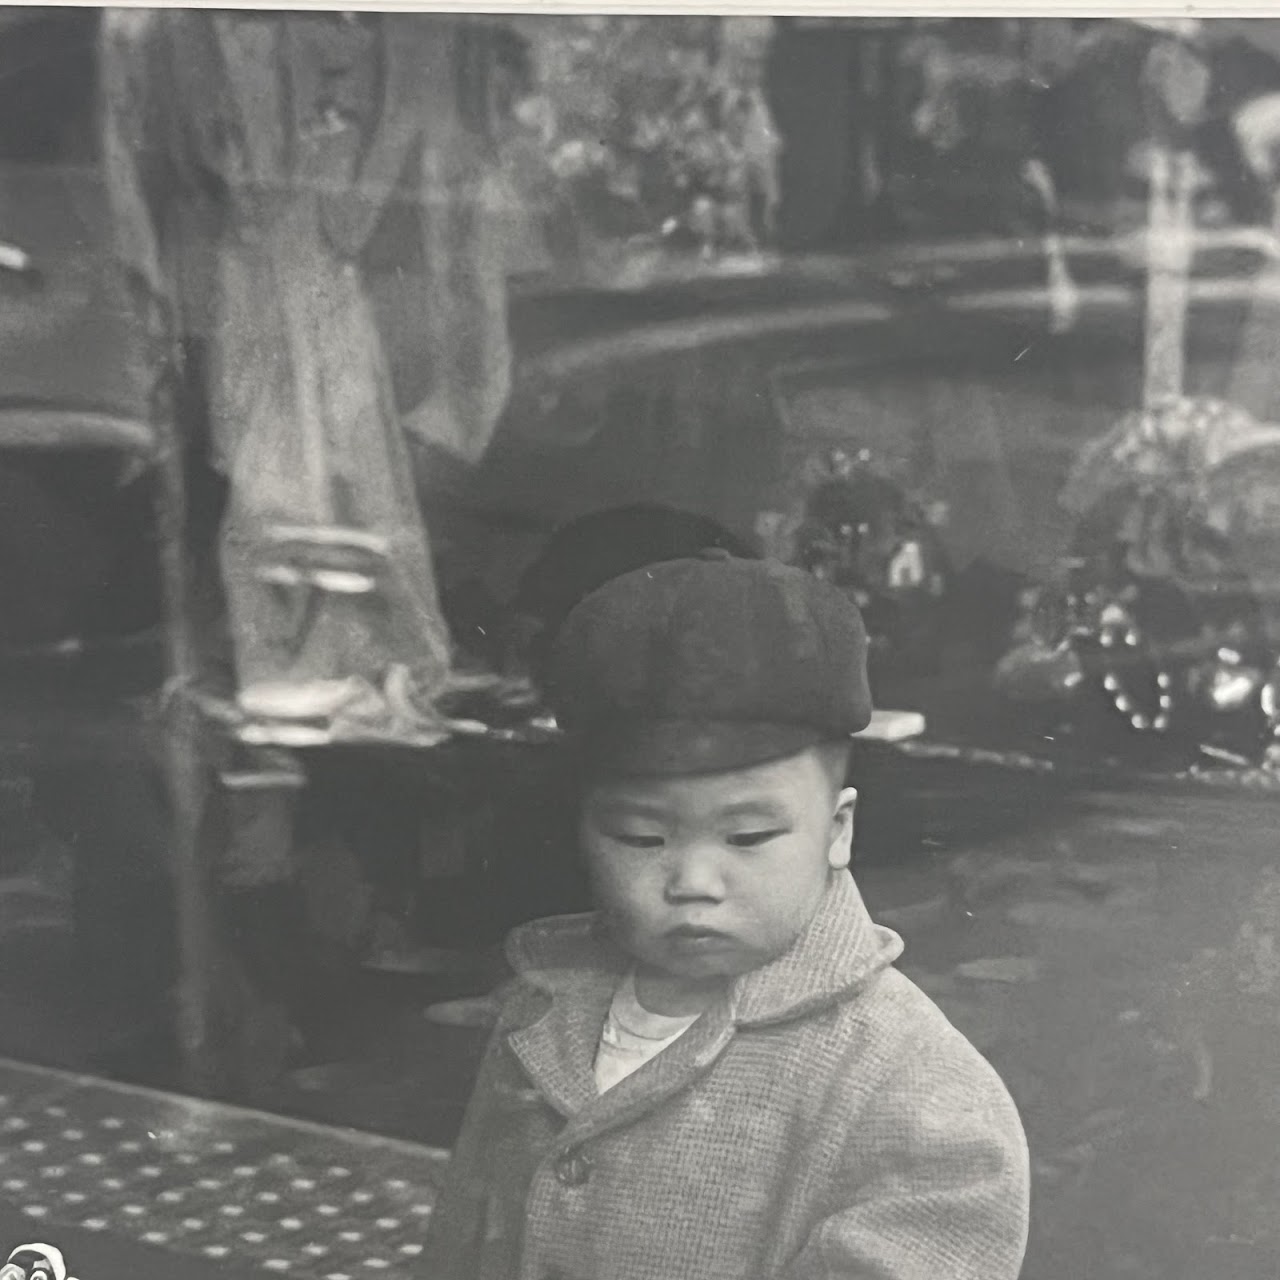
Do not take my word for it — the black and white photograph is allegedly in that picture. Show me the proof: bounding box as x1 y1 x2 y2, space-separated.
2 5 1280 1278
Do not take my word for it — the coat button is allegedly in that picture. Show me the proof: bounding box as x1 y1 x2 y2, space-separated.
553 1150 591 1187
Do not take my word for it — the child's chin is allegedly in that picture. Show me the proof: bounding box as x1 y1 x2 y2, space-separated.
652 943 756 981
664 954 739 979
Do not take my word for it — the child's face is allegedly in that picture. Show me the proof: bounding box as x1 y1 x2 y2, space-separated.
580 747 857 983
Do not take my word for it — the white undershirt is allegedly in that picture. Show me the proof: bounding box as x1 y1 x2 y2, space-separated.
593 972 701 1094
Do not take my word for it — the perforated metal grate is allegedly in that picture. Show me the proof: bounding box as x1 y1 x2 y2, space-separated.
0 1059 449 1278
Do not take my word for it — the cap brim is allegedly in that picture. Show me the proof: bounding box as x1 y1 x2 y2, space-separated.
576 718 830 780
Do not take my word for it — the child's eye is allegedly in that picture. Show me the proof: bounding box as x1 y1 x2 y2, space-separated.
726 830 786 848
608 833 666 850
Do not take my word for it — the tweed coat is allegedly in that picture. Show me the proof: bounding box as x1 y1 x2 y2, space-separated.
423 870 1030 1280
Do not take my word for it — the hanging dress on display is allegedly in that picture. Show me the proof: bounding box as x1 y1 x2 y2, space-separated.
99 10 512 742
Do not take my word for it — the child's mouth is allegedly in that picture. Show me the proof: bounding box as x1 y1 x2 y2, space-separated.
666 924 734 949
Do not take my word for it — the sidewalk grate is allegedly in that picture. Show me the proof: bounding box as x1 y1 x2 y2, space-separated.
0 1059 449 1277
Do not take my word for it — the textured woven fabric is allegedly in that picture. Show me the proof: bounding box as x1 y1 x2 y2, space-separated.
547 555 873 777
424 870 1030 1280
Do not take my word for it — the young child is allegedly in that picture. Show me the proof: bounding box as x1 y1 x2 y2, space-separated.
425 551 1030 1280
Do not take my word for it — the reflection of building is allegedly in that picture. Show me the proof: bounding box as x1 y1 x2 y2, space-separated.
767 18 916 250
767 17 1083 249
767 18 1063 250
766 17 1280 249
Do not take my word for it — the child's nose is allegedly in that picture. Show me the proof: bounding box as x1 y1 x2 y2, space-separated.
664 845 727 903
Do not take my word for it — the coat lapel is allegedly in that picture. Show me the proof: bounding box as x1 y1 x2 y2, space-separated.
732 870 903 1027
503 921 738 1137
509 977 738 1144
559 1003 737 1146
502 873 904 1140
506 954 617 1120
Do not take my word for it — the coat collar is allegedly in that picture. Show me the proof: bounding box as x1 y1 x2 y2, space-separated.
502 871 902 1133
730 869 903 1027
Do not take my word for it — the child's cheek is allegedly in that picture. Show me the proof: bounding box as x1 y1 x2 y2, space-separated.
585 843 633 905
592 849 663 926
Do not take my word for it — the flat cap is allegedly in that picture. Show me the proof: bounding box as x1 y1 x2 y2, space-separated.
547 551 872 778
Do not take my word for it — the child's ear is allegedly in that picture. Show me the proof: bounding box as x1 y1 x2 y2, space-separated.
827 786 858 870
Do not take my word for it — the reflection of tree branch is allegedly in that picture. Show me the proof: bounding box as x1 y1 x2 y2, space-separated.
519 16 778 256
